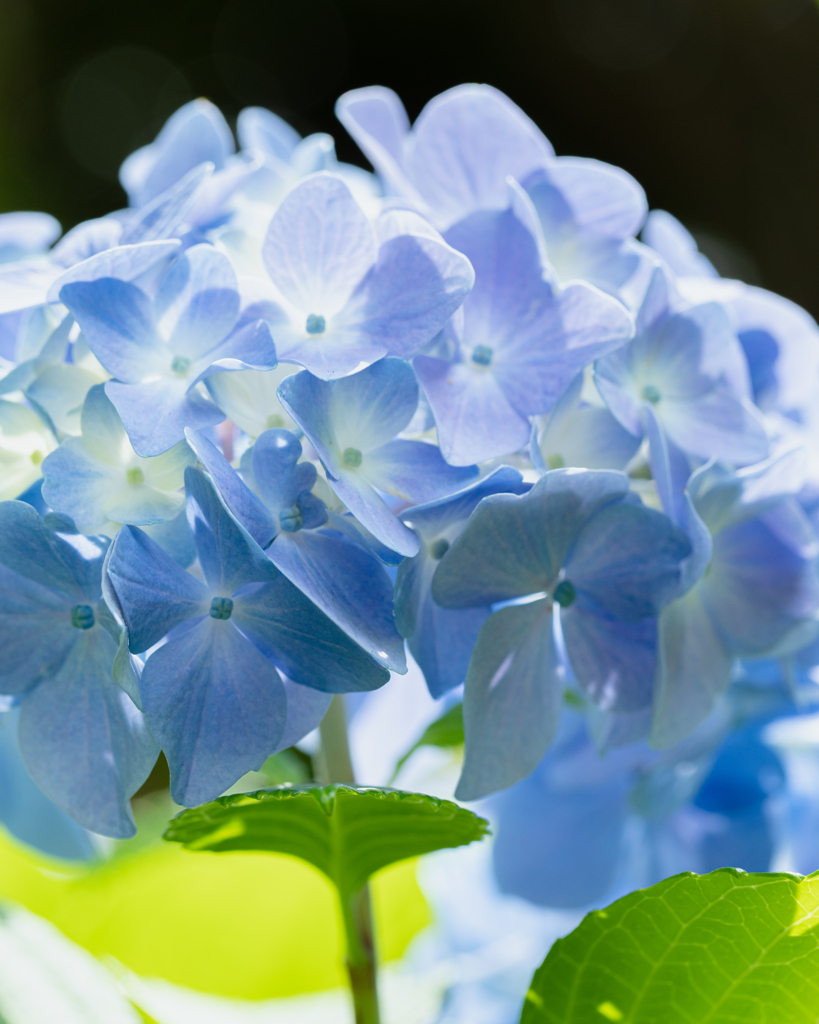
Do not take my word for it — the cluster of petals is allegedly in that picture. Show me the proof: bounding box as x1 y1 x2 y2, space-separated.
0 81 816 872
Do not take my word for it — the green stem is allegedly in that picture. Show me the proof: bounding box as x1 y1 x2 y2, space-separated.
319 696 381 1024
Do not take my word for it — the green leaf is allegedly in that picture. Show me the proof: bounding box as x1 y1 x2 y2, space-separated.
392 703 464 779
164 784 488 899
521 868 819 1024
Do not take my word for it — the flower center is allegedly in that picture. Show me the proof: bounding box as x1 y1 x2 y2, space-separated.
209 597 234 620
642 384 661 404
429 538 450 560
171 355 191 376
279 504 304 533
343 447 363 468
71 604 95 629
126 466 145 486
471 345 493 366
266 414 285 429
30 449 43 465
547 454 565 470
553 580 577 608
306 314 326 335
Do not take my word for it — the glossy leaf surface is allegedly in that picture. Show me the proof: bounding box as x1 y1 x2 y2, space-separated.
522 868 819 1024
165 783 488 897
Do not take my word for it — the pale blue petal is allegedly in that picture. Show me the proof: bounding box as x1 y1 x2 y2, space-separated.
0 260 62 316
271 323 389 380
184 466 279 596
184 427 276 547
650 587 733 748
364 439 477 503
414 354 531 467
492 281 633 416
324 510 405 566
444 208 554 350
406 85 554 228
566 501 691 622
120 99 234 208
141 508 196 568
730 284 819 414
140 616 287 806
41 439 121 532
533 372 641 472
49 239 181 303
278 358 418 466
596 301 767 464
0 563 77 694
661 390 769 465
335 87 413 198
106 377 223 457
26 362 101 437
399 465 526 538
395 551 490 698
432 470 630 609
50 217 124 269
339 231 475 360
153 244 239 358
642 210 718 278
701 505 819 655
265 528 407 673
492 715 631 907
0 500 107 601
233 577 389 693
59 278 160 382
397 468 536 696
0 710 95 861
528 156 647 240
18 626 158 837
106 524 210 653
560 607 657 713
273 678 331 753
644 403 712 596
328 471 420 557
262 173 377 315
190 319 278 386
120 164 214 246
456 599 561 800
642 402 691 527
250 428 318 515
634 264 672 336
0 211 60 259
237 106 301 161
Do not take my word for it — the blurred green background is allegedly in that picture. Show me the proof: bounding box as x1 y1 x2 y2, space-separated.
0 0 818 313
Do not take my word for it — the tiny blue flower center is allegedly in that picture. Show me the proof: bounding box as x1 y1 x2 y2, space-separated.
343 447 363 468
279 504 304 533
266 413 285 429
306 314 326 335
553 580 577 608
30 449 44 465
209 596 234 620
430 538 450 560
642 384 661 404
126 467 145 486
71 604 95 629
547 454 565 470
171 355 191 376
471 345 493 366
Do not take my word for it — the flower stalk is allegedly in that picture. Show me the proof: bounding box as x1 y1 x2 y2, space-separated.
319 695 380 1024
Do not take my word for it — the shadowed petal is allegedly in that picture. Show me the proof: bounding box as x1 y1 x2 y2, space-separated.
140 616 287 806
456 599 560 800
18 626 158 837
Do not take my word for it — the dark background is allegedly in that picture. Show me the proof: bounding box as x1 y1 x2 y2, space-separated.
1 0 818 312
